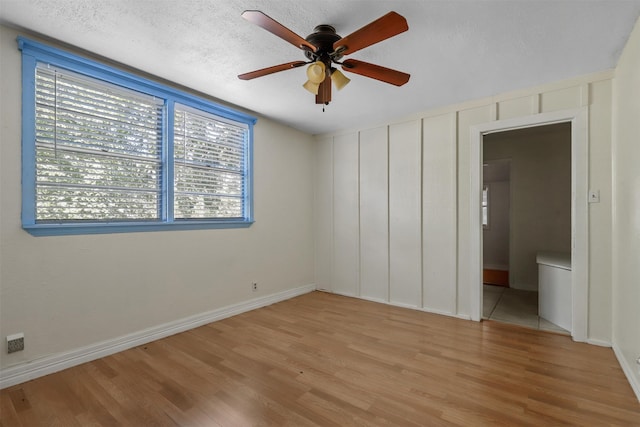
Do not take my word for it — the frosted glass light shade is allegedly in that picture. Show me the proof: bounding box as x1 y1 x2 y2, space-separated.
331 69 350 90
303 80 320 95
306 61 326 84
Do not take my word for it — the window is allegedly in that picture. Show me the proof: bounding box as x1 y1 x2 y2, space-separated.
34 65 164 222
19 37 256 236
173 105 247 219
482 185 489 228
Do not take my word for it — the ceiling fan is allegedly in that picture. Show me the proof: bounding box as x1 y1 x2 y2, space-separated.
238 10 410 105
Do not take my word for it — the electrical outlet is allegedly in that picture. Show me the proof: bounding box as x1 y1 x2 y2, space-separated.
7 333 24 354
252 282 258 292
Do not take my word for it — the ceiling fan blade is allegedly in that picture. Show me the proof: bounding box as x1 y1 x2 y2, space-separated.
242 10 317 52
315 74 332 104
238 61 307 80
341 59 410 86
333 11 408 56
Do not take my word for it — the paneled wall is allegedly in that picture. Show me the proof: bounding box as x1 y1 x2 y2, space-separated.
359 127 389 301
612 16 640 395
332 134 360 296
422 114 457 314
388 121 422 307
314 71 614 344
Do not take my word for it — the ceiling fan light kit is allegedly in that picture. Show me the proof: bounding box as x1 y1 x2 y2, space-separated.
238 10 410 106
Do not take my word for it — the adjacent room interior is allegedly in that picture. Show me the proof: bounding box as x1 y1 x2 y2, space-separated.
482 123 571 335
1 1 640 425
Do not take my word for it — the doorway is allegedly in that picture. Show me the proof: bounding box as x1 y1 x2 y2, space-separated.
468 108 589 342
481 125 571 334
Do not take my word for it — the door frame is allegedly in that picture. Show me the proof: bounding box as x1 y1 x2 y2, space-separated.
469 108 588 342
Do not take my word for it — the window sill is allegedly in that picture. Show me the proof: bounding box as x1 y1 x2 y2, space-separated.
23 220 254 236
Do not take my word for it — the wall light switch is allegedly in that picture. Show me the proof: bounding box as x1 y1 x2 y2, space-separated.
588 190 600 203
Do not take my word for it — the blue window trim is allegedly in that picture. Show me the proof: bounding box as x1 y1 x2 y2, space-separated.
18 37 257 236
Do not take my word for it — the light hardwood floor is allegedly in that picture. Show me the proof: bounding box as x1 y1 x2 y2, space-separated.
2 291 639 426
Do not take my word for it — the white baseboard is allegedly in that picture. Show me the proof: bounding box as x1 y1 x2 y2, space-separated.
357 295 389 305
332 292 421 311
385 300 421 310
612 344 640 403
0 284 316 389
450 313 473 321
331 290 357 298
328 291 467 320
421 306 469 320
586 338 612 347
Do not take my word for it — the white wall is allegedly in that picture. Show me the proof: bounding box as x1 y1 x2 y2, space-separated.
389 121 422 307
0 26 315 372
359 127 389 301
484 125 572 290
314 72 614 342
332 133 360 296
612 17 640 399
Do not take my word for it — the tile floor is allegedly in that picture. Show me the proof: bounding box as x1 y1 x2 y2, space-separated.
483 284 569 334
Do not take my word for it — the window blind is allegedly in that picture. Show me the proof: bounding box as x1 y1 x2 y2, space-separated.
174 105 248 219
34 64 164 221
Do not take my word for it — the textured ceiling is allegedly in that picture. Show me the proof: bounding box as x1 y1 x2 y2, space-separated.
1 0 639 135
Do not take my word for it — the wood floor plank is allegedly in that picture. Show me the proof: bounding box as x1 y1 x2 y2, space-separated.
0 391 22 427
1 291 639 426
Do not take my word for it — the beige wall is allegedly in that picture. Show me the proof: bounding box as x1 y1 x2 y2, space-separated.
315 72 614 342
612 17 640 397
484 124 572 290
0 26 315 371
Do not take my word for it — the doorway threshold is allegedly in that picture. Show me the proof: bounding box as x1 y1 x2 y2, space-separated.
483 284 569 335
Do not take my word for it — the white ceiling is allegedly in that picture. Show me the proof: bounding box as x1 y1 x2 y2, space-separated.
1 0 639 135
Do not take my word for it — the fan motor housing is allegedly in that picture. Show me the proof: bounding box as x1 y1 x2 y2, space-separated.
305 25 342 61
